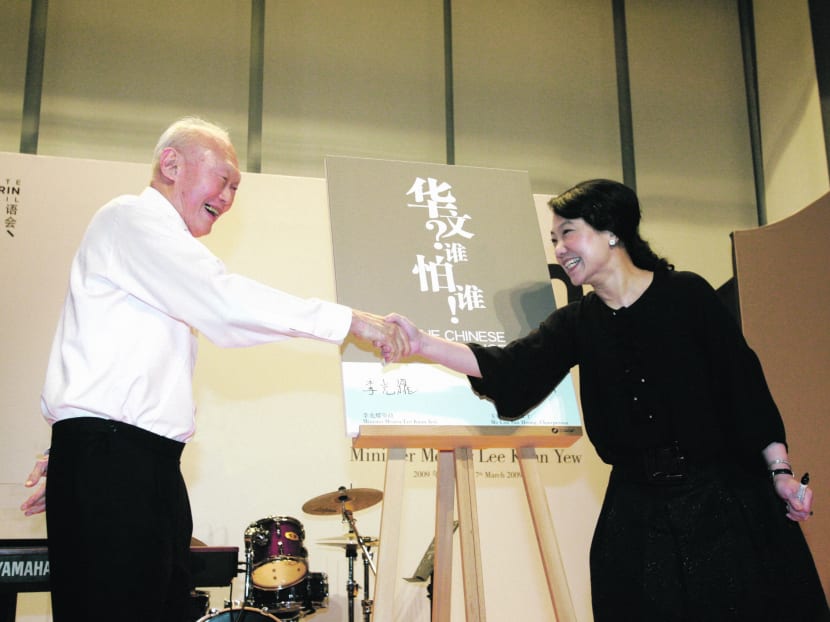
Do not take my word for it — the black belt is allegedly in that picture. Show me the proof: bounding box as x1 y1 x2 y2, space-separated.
52 417 185 459
645 441 688 483
616 441 690 485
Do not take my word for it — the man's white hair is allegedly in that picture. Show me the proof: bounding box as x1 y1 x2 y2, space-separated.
151 117 232 173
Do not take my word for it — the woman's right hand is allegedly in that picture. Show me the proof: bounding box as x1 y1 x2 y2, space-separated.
384 313 482 377
384 313 425 355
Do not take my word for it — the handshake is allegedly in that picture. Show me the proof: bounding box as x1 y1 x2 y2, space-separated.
349 311 478 377
349 310 418 364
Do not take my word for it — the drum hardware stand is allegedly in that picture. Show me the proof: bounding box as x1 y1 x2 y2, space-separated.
341 506 375 622
242 538 254 605
301 485 384 622
360 544 374 622
345 542 359 622
428 573 434 622
241 524 265 607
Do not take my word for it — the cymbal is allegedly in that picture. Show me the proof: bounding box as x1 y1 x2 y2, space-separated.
318 536 380 549
302 487 383 516
318 534 379 546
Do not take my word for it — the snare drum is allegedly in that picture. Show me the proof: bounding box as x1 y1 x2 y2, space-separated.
197 606 279 621
251 571 329 616
246 516 308 589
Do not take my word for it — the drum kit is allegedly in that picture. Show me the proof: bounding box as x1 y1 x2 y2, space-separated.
196 485 383 622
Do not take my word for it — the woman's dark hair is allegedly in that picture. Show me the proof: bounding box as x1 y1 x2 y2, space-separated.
548 179 673 272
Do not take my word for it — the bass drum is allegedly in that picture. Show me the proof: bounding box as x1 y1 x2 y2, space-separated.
197 607 279 621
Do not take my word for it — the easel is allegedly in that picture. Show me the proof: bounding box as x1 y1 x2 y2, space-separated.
353 425 581 622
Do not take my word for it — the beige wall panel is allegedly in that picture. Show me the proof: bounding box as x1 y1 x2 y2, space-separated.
626 0 759 289
35 0 250 168
453 0 622 193
260 1 447 178
0 1 29 152
754 0 829 223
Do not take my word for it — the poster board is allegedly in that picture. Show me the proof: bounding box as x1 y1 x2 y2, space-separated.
731 191 830 595
326 156 581 437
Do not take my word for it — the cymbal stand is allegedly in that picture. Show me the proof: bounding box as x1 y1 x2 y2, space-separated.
340 500 376 622
346 542 358 622
360 544 374 622
341 509 377 576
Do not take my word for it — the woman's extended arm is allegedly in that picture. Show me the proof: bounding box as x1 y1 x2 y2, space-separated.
385 313 482 377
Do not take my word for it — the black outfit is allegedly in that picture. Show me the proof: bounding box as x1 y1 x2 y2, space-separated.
46 418 193 622
468 269 828 621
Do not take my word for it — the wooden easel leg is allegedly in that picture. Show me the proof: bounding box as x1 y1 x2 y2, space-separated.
517 446 577 622
373 447 407 621
455 447 486 621
432 450 455 622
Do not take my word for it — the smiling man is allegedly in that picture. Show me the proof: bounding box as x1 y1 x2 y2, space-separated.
21 117 408 622
151 119 241 238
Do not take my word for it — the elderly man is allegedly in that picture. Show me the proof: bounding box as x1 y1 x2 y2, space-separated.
21 117 408 622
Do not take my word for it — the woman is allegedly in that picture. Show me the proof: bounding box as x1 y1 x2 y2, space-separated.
387 179 828 621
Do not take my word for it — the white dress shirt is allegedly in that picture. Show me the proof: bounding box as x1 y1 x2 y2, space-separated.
41 187 352 441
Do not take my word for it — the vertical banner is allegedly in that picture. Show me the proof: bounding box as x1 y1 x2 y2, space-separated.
326 156 581 436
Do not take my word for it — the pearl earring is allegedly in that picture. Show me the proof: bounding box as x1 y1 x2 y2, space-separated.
609 237 618 247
